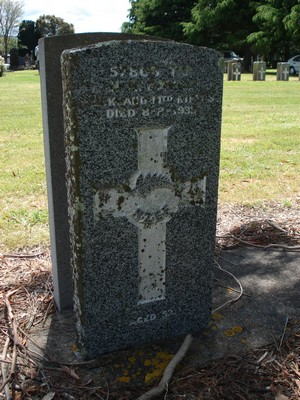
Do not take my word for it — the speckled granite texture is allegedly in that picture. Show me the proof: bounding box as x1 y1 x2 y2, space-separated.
61 40 223 358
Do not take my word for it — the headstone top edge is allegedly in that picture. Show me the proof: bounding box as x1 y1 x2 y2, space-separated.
60 39 219 57
38 32 171 47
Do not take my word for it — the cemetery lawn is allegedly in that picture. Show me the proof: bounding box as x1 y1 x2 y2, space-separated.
0 70 48 251
220 72 300 205
0 70 299 251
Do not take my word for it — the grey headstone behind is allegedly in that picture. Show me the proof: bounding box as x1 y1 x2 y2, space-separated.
61 40 223 357
39 33 168 311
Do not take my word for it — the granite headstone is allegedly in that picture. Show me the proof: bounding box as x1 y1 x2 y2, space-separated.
276 62 289 81
227 60 241 81
61 40 223 357
253 61 266 81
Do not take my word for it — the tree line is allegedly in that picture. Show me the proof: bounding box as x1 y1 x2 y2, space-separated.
18 16 74 58
0 0 74 62
122 0 300 70
1 0 299 69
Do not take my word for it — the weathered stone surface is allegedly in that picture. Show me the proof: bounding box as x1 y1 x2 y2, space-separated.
61 40 223 357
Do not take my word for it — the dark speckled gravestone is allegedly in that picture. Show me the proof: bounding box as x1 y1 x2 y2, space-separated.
61 40 223 358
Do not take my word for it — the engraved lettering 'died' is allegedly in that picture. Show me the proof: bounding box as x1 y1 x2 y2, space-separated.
94 127 206 304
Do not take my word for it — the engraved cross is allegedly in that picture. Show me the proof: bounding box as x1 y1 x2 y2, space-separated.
283 67 289 80
233 64 241 80
258 67 265 80
94 127 206 304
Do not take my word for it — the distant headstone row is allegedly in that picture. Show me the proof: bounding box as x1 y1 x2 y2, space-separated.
227 61 299 81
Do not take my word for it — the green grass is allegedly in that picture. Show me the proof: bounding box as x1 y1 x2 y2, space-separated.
0 70 299 251
220 72 300 204
0 70 48 251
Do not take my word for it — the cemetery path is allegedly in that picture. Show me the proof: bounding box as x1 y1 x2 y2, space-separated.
0 200 299 399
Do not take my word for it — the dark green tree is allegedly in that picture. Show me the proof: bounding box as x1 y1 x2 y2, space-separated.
35 14 75 37
284 2 300 43
247 0 300 62
18 20 40 56
183 0 258 52
121 0 195 41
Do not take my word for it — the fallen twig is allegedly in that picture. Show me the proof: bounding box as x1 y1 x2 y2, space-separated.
255 351 268 364
279 316 289 350
263 244 300 251
216 234 265 248
213 260 244 313
1 337 11 399
1 289 32 394
60 365 80 381
136 334 193 400
10 342 17 380
17 326 49 362
214 280 251 297
217 234 300 251
1 252 45 259
4 290 25 350
266 220 287 233
0 375 12 396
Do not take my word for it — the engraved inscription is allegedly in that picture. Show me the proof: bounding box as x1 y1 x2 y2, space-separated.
106 95 197 119
103 64 213 119
129 309 175 326
109 65 192 79
110 65 160 78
